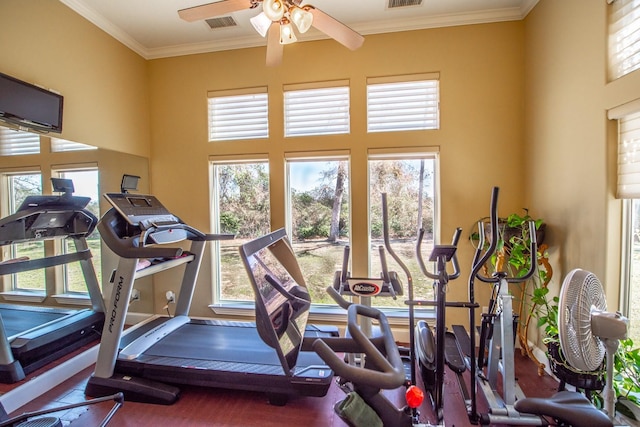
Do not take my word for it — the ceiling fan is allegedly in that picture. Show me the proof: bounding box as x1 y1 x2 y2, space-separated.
178 0 365 66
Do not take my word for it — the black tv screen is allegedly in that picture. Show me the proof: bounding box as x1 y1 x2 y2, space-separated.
0 72 63 133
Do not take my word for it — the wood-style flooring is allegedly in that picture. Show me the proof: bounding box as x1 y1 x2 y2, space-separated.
6 349 561 426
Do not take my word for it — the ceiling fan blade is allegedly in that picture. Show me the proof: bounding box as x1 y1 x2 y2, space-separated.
266 22 283 67
178 0 255 22
309 7 364 51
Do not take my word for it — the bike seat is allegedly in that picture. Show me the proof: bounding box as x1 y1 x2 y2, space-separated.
514 390 613 427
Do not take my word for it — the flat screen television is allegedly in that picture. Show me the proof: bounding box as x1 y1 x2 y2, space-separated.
0 71 63 133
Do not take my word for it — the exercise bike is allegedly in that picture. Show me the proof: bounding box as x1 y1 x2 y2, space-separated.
315 287 433 427
466 187 545 425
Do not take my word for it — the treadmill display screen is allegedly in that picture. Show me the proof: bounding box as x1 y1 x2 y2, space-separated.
127 196 152 208
240 229 310 374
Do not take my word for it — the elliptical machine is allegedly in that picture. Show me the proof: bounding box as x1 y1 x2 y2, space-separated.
412 227 472 423
411 187 546 425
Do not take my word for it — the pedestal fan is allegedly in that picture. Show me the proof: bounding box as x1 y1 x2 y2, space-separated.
558 268 629 419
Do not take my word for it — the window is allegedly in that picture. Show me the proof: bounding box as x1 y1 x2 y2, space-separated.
53 168 101 293
622 200 640 344
608 0 640 80
616 109 640 344
2 172 44 291
207 88 269 141
368 151 438 309
284 82 350 137
367 74 440 133
210 159 271 303
286 155 350 304
0 126 40 156
51 138 97 152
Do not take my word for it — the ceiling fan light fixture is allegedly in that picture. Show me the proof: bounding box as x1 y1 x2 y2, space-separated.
262 0 285 21
290 6 313 33
250 11 271 37
279 19 297 45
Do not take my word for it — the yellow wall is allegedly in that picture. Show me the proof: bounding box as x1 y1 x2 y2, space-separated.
5 0 637 334
147 22 527 319
0 0 151 157
524 0 640 296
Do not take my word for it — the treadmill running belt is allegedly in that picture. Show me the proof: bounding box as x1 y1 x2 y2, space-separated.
0 307 67 338
143 322 324 367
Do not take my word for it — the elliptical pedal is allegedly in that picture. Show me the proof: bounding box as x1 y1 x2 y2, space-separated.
444 331 466 373
451 324 472 358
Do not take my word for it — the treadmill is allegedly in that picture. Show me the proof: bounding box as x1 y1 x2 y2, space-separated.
86 188 336 405
0 178 105 383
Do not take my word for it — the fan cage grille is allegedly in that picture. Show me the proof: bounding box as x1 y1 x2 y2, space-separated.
560 269 606 372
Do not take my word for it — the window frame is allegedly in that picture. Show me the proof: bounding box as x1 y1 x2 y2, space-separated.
51 165 101 296
367 148 440 314
0 169 45 295
284 152 351 309
208 156 271 307
608 0 640 81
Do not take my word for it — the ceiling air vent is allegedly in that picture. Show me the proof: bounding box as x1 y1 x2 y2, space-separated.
205 16 237 29
388 0 423 8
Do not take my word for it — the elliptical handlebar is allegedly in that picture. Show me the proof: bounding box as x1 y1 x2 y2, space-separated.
470 187 500 283
381 193 412 285
416 227 463 281
470 187 538 284
505 220 537 283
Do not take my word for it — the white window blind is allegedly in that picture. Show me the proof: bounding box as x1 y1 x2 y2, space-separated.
618 110 640 198
367 78 439 133
208 89 268 141
51 138 97 152
608 0 640 80
284 86 350 137
0 126 40 156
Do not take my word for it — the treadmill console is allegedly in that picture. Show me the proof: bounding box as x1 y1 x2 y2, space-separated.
103 193 180 230
0 194 97 245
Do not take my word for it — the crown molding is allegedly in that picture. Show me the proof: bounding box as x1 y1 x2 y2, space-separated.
60 0 539 60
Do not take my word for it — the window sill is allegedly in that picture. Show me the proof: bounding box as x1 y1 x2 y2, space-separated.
209 303 435 326
52 293 91 306
0 291 46 303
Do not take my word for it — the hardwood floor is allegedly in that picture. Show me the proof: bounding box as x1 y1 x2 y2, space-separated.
7 350 561 426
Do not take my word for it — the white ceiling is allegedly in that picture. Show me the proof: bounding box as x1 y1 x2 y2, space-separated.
59 0 538 60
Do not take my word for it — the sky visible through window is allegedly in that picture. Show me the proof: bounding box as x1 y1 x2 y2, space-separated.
290 162 326 192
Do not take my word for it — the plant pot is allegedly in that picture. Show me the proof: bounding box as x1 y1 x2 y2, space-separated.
547 341 605 392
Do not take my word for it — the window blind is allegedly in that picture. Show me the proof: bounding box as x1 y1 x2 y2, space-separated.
208 90 269 141
367 79 439 133
618 110 640 198
608 0 640 80
284 86 350 137
51 138 97 152
0 126 40 156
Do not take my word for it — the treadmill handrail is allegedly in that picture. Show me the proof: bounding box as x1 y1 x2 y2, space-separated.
0 249 92 276
98 208 234 259
98 210 183 259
